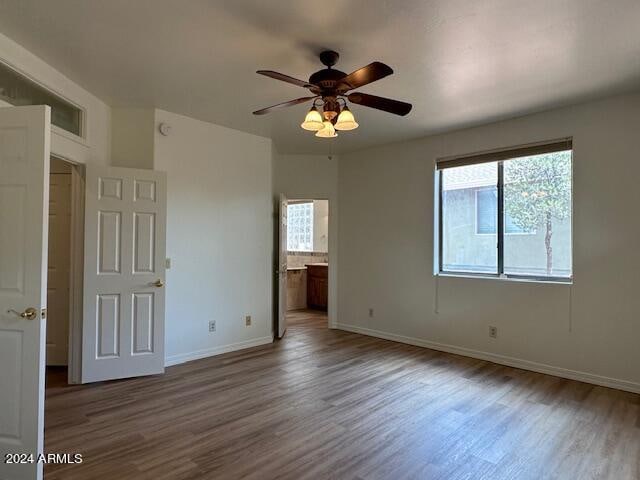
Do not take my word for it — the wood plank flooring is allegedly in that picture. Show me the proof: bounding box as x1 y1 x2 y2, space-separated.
45 310 640 479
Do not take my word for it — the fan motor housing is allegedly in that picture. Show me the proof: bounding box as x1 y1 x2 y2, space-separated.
309 68 347 90
252 49 412 118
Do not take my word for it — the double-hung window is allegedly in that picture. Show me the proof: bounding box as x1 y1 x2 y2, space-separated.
437 140 572 281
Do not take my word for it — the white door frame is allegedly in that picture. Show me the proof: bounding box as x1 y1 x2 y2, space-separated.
277 196 336 329
48 153 84 384
277 194 288 338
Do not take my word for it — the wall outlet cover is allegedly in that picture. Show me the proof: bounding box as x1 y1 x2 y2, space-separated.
245 315 252 326
209 320 216 332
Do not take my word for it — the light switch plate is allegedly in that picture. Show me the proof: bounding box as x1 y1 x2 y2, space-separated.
165 258 171 269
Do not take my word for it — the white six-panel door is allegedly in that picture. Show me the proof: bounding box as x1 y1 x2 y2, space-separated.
0 105 50 480
82 165 166 383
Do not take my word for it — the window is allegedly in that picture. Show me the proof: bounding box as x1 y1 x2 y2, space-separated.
437 141 572 280
0 61 83 136
287 202 313 251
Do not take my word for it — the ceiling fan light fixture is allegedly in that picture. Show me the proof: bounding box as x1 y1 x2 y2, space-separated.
300 106 324 131
315 120 338 138
334 106 359 131
255 50 412 139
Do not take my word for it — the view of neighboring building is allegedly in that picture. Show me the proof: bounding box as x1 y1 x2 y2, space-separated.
441 153 572 278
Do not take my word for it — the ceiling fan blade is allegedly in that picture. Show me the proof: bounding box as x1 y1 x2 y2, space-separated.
252 96 317 115
348 92 412 116
257 70 312 88
339 62 393 90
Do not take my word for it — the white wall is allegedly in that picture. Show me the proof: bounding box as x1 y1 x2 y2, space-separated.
0 32 111 166
6 28 638 391
0 27 277 366
154 109 274 365
0 31 279 368
111 108 155 169
272 150 339 326
338 93 640 392
312 200 329 253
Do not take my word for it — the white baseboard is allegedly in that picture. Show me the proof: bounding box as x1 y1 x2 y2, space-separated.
336 323 640 394
164 335 273 367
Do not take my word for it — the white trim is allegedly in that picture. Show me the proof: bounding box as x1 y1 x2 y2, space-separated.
164 336 274 367
67 163 85 384
335 323 640 394
48 155 84 384
52 124 89 147
0 58 88 140
436 272 572 285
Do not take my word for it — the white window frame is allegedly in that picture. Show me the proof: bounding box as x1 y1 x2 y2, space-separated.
436 139 573 283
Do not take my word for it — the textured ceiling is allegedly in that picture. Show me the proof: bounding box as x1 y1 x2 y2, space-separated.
0 0 639 153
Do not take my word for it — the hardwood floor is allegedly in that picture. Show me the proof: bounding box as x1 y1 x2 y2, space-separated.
45 310 640 479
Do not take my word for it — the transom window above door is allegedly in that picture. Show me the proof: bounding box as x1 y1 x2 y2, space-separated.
0 61 83 137
436 140 573 281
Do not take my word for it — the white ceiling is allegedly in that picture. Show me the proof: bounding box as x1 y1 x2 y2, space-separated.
1 0 639 154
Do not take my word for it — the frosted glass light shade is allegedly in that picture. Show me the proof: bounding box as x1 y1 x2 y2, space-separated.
315 120 338 138
334 106 359 131
300 107 324 131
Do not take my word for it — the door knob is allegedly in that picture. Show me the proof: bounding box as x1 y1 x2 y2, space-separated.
6 307 38 320
152 279 164 287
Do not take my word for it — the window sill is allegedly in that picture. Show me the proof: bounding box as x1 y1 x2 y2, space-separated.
436 272 573 285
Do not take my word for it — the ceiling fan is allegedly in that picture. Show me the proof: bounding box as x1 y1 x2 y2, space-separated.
252 50 412 138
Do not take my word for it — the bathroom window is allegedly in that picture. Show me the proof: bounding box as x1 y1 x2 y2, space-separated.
287 202 314 252
437 140 572 281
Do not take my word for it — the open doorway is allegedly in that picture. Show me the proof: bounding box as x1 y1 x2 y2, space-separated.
47 157 72 366
45 156 83 383
285 199 329 330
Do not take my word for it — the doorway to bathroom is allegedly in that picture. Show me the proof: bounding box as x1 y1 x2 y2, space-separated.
283 199 329 332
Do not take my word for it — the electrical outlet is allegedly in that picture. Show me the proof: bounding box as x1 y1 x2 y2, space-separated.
368 308 374 318
245 315 252 326
209 320 216 332
489 326 498 338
